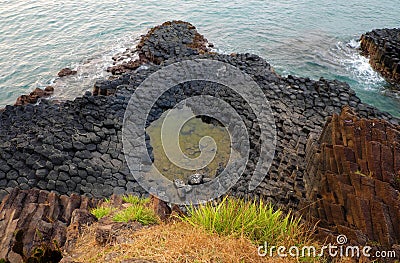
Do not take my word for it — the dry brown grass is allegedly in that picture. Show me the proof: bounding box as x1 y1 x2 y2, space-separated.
70 196 354 263
69 221 300 263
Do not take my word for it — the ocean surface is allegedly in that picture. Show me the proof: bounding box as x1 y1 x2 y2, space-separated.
0 0 399 115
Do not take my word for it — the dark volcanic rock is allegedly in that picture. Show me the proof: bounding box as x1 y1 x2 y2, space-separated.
136 20 209 64
0 188 98 262
0 23 400 257
106 20 210 76
303 106 400 257
107 60 142 75
149 195 172 221
14 86 54 106
0 21 398 211
58 68 77 77
361 28 400 88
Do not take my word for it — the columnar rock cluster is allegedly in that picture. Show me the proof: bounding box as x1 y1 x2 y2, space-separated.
0 188 98 262
361 28 400 87
0 22 397 212
304 106 400 251
104 21 210 77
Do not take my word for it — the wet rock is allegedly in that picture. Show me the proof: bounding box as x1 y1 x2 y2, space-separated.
58 68 77 77
107 60 142 75
14 87 54 106
105 21 210 77
360 28 400 88
44 86 55 94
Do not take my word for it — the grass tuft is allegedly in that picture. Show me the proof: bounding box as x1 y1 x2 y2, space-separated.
122 195 150 205
113 205 159 225
179 197 307 246
91 206 113 220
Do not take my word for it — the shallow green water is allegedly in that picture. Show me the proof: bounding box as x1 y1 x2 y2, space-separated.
146 107 231 181
0 0 399 115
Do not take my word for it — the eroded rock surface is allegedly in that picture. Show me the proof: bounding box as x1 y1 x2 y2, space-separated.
303 106 400 257
0 188 98 262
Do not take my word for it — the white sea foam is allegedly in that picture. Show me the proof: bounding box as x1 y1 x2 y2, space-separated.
336 39 385 89
346 39 360 49
51 33 142 101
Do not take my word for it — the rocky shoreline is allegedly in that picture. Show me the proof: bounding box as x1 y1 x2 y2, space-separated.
360 28 400 88
0 21 400 261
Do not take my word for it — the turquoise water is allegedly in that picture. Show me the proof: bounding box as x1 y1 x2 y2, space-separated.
0 0 399 115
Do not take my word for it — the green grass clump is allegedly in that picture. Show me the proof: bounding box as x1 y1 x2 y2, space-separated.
179 197 306 246
91 206 113 220
122 195 150 205
113 205 159 225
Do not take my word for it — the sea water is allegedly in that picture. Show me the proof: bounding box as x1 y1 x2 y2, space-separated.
0 0 399 115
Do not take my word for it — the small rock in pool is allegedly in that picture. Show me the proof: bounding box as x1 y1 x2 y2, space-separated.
188 173 203 185
173 179 186 188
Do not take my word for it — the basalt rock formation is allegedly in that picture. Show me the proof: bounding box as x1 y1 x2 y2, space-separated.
0 22 400 255
303 106 400 257
0 188 172 263
360 28 400 87
0 188 98 262
1 21 397 209
57 68 77 78
14 86 54 106
105 20 211 77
